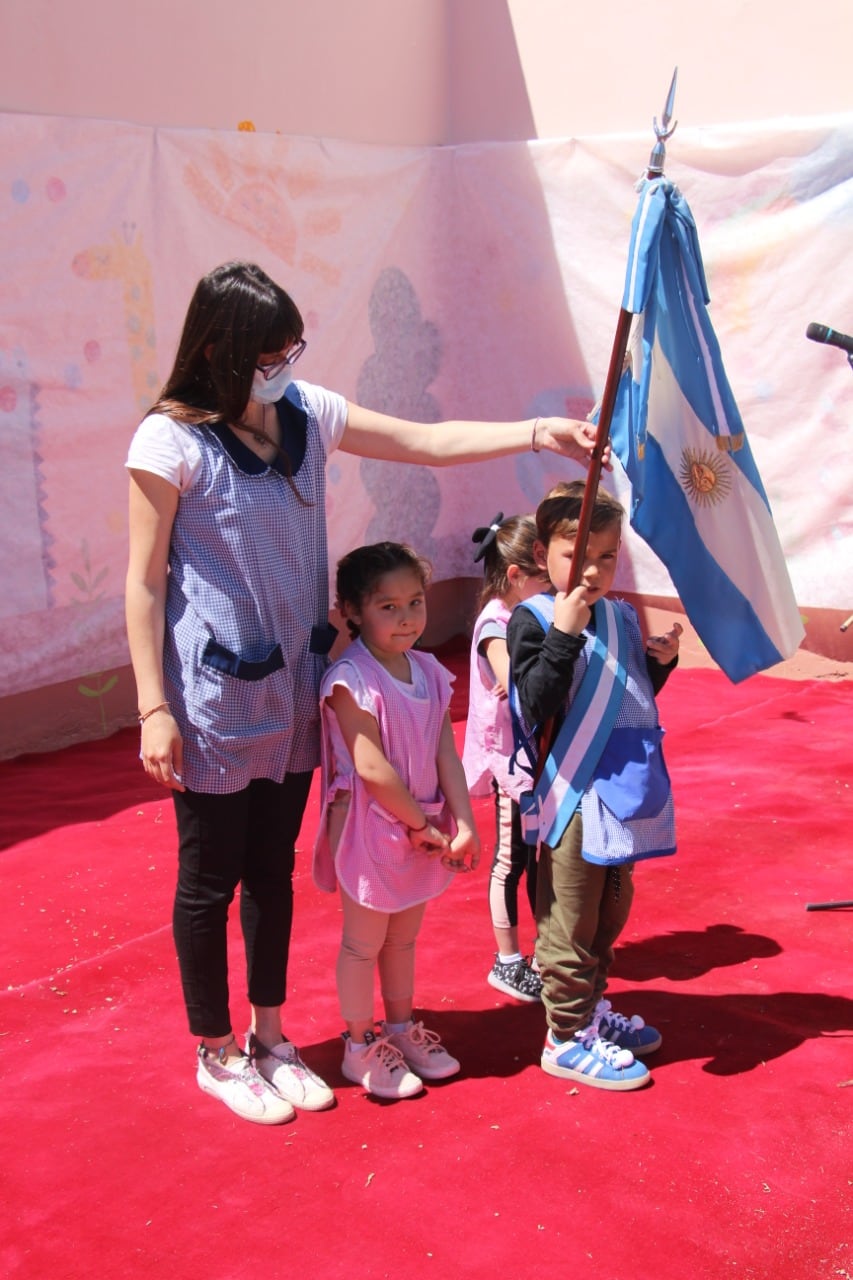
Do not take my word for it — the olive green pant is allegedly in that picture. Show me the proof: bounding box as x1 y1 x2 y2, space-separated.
535 810 634 1040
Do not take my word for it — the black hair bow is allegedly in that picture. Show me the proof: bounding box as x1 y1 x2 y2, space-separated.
472 512 504 564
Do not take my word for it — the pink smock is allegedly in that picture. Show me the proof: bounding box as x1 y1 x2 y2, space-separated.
313 638 456 911
461 597 527 802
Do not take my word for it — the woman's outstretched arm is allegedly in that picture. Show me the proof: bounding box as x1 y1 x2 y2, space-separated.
340 405 609 469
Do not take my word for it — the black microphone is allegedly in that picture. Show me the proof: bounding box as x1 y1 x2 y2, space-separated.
806 322 853 354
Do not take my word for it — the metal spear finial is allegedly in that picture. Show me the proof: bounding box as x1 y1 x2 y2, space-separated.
648 68 679 176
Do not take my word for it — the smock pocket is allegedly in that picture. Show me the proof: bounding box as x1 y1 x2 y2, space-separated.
592 727 670 821
189 638 294 741
365 798 450 869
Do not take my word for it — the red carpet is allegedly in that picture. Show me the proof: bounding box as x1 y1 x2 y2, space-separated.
1 654 851 1280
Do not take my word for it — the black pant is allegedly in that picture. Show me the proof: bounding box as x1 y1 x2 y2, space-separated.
172 772 313 1037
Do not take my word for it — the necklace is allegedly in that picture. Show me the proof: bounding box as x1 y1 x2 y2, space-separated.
252 404 270 447
247 409 274 455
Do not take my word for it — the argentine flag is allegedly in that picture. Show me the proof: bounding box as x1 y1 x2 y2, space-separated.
609 177 804 683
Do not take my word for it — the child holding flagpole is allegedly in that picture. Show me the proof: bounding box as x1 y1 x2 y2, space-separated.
507 481 681 1091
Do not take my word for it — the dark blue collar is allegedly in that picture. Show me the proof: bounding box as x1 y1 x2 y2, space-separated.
208 385 310 476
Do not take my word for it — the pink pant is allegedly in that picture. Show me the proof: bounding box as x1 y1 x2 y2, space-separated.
337 890 426 1023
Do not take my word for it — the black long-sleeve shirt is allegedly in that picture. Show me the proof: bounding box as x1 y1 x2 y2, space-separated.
507 601 677 734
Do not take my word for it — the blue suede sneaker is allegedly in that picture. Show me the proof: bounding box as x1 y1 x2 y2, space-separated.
541 1025 651 1091
594 998 662 1056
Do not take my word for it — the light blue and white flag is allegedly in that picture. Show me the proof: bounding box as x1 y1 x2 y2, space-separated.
608 177 804 683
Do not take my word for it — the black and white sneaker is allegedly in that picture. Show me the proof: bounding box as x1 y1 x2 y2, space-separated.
487 955 543 1003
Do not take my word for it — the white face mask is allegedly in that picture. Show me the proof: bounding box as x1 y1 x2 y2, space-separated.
251 364 293 404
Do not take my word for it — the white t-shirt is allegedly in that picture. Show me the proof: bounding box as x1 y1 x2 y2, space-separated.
125 380 349 489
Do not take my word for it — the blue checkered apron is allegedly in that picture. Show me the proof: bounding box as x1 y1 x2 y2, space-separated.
577 602 676 865
163 388 332 793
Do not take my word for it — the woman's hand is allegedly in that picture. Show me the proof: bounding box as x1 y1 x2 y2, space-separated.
537 419 612 470
140 711 186 791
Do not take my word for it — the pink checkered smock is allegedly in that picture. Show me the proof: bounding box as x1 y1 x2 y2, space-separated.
461 596 529 801
313 639 456 911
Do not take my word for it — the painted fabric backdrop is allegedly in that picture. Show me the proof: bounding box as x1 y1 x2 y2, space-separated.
1 112 851 699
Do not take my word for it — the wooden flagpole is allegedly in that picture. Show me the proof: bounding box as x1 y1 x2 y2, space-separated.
566 68 678 595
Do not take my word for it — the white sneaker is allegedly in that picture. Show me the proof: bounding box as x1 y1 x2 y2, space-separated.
245 1033 335 1112
383 1020 461 1080
341 1030 423 1100
196 1045 295 1124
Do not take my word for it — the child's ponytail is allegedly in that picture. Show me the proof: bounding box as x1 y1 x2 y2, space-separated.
472 513 539 610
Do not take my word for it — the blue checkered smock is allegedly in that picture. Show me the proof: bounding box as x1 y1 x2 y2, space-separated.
163 386 336 793
577 602 676 865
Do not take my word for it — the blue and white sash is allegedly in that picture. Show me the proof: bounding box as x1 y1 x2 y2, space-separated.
514 595 628 849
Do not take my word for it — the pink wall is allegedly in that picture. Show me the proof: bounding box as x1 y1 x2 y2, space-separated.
1 1 850 757
1 0 850 142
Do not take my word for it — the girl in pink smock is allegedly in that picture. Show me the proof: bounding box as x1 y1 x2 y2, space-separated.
462 513 548 1002
314 542 480 1100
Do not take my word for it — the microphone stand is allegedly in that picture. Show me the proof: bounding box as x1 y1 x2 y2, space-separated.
803 332 852 909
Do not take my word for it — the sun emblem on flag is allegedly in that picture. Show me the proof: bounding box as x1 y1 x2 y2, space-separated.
679 447 732 507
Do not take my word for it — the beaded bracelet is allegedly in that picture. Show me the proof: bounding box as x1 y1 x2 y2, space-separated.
531 417 542 452
138 701 170 724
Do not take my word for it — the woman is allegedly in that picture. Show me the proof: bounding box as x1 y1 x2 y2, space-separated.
125 260 602 1125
